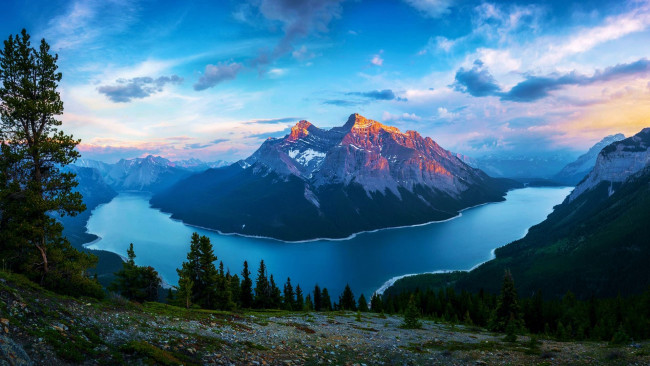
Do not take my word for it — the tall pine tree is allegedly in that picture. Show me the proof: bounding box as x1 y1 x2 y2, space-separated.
240 260 253 308
283 277 295 310
254 259 270 309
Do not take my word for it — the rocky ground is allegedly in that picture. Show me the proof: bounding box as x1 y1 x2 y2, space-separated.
1 272 649 366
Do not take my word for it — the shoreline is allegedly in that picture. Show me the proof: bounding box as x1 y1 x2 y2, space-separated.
155 195 507 244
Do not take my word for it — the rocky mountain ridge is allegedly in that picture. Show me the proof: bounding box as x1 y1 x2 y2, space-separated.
151 114 519 241
569 128 649 201
554 133 626 185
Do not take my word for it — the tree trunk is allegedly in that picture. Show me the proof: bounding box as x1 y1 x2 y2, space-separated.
35 237 48 284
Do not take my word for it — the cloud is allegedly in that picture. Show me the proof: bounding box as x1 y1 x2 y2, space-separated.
248 128 292 139
403 0 454 19
247 0 344 66
452 58 650 102
371 53 384 66
97 75 183 103
193 62 243 91
292 45 316 61
184 139 228 150
346 89 405 101
503 58 650 102
382 111 422 123
323 99 359 106
451 60 502 97
240 117 302 124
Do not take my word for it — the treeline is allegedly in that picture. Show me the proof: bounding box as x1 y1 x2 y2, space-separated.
110 233 370 312
380 271 650 342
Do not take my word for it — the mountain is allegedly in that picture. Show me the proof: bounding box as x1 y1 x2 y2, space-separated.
171 158 229 171
151 114 520 241
468 153 576 179
75 155 195 193
388 128 650 299
553 133 625 185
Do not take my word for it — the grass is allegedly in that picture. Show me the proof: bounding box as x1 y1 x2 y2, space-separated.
121 340 196 366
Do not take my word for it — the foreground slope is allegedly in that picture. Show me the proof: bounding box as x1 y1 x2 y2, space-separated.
152 114 519 241
391 128 650 299
2 271 648 365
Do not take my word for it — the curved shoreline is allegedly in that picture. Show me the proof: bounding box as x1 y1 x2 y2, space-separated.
156 198 501 244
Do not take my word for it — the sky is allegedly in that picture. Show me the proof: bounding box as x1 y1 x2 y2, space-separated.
1 0 650 163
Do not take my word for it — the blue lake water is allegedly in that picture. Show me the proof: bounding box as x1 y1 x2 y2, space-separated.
85 187 572 299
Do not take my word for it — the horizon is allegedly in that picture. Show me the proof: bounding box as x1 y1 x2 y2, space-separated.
2 0 650 162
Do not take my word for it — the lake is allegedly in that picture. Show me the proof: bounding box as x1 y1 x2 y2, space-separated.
85 187 572 299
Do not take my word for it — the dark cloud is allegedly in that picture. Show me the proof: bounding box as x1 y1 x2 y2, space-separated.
453 58 650 102
184 139 228 150
346 89 406 101
193 63 243 91
451 60 501 97
97 75 183 102
323 99 360 106
246 0 344 67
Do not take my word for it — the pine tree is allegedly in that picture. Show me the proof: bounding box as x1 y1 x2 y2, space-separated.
370 293 383 313
295 284 304 311
358 294 369 312
110 243 161 303
305 294 314 311
491 270 523 332
283 277 295 310
0 29 101 297
240 260 253 308
313 285 322 311
269 274 282 309
230 273 241 308
321 288 332 311
402 294 422 329
340 284 357 311
254 259 269 308
175 273 194 309
215 261 234 310
196 235 219 309
177 233 201 304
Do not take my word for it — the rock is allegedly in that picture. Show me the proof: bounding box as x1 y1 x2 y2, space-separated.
0 335 32 366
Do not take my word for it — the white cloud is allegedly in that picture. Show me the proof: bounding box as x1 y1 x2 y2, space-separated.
371 51 384 66
403 0 454 19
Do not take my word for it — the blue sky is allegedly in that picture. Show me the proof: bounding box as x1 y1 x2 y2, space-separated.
2 0 650 162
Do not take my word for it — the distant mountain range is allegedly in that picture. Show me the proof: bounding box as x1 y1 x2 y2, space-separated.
388 127 650 299
457 153 577 180
151 114 520 241
75 156 229 193
553 133 626 185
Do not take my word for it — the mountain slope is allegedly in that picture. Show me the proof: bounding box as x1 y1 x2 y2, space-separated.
152 114 519 241
390 128 650 299
553 133 625 185
76 155 195 193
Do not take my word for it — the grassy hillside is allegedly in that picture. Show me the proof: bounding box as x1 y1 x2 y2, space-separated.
2 270 649 365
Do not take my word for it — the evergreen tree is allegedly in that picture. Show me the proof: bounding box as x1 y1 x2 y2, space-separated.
321 288 332 311
177 233 201 304
269 274 282 309
295 284 304 311
175 273 194 309
402 294 422 329
491 270 523 332
254 260 269 308
110 243 161 303
313 285 322 311
0 29 101 297
305 294 314 311
240 260 253 308
215 261 234 310
370 293 383 313
229 273 241 308
340 284 356 311
358 294 369 312
283 277 295 310
196 235 219 309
